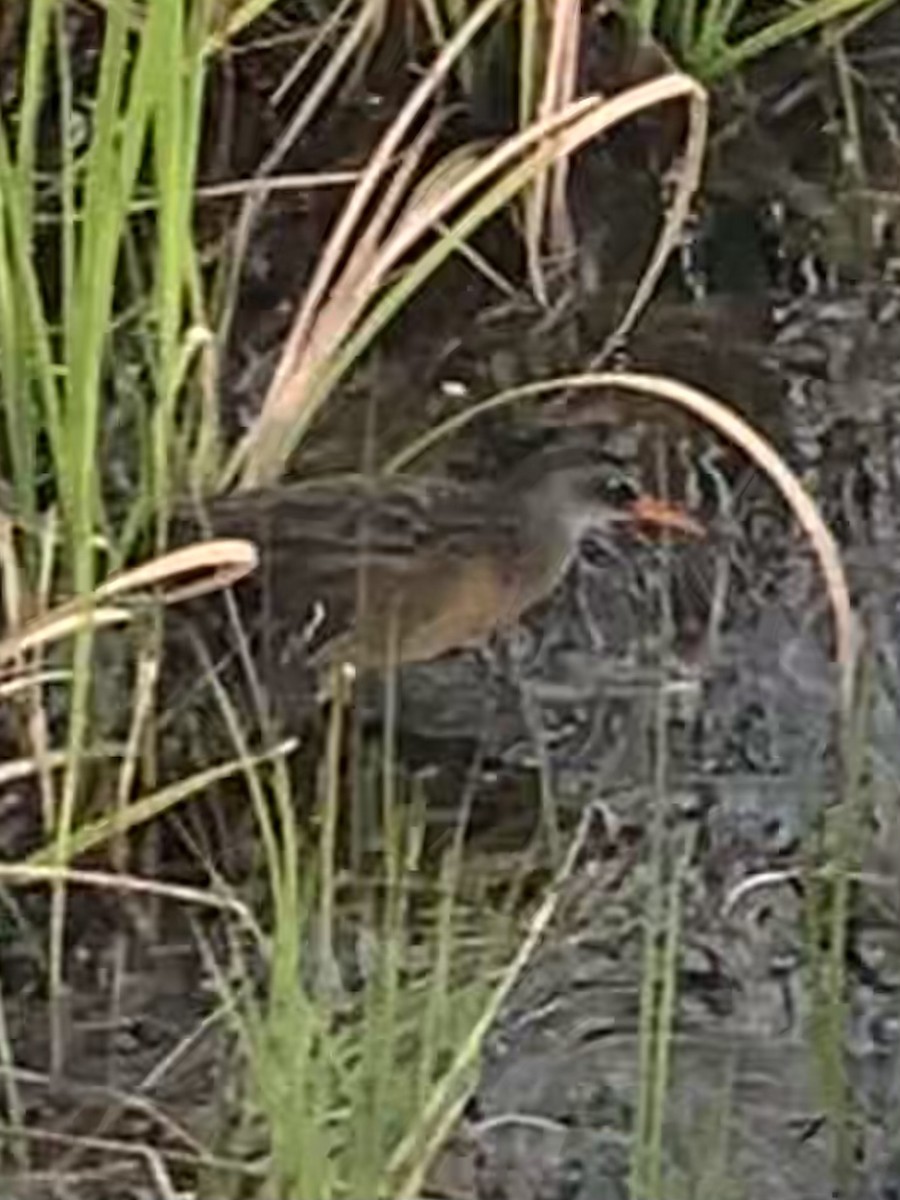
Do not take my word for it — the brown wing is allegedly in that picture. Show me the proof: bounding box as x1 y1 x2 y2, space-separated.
317 550 522 668
192 474 525 668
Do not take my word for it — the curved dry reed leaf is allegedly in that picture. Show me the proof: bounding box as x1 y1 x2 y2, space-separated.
606 371 855 702
0 539 258 664
236 73 706 487
0 671 73 699
0 606 133 662
241 0 509 457
385 370 855 712
374 76 704 306
95 537 259 605
0 862 252 921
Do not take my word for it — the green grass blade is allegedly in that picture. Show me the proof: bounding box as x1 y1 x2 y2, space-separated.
15 0 54 234
713 0 879 77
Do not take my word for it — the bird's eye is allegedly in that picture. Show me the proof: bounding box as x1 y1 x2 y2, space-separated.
602 475 638 507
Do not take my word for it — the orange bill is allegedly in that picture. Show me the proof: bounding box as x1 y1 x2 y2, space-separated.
628 495 704 537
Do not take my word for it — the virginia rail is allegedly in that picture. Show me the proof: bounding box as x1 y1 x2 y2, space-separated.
196 449 701 685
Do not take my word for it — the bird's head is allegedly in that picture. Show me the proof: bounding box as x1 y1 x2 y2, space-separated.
524 455 704 544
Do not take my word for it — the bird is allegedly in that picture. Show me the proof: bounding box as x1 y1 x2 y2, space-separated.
189 447 702 690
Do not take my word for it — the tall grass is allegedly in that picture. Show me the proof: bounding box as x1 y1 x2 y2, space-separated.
0 0 222 1068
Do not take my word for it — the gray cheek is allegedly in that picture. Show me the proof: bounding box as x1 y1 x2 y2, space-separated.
569 506 622 541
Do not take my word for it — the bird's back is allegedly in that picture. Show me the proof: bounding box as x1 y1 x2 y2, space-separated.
192 470 576 670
